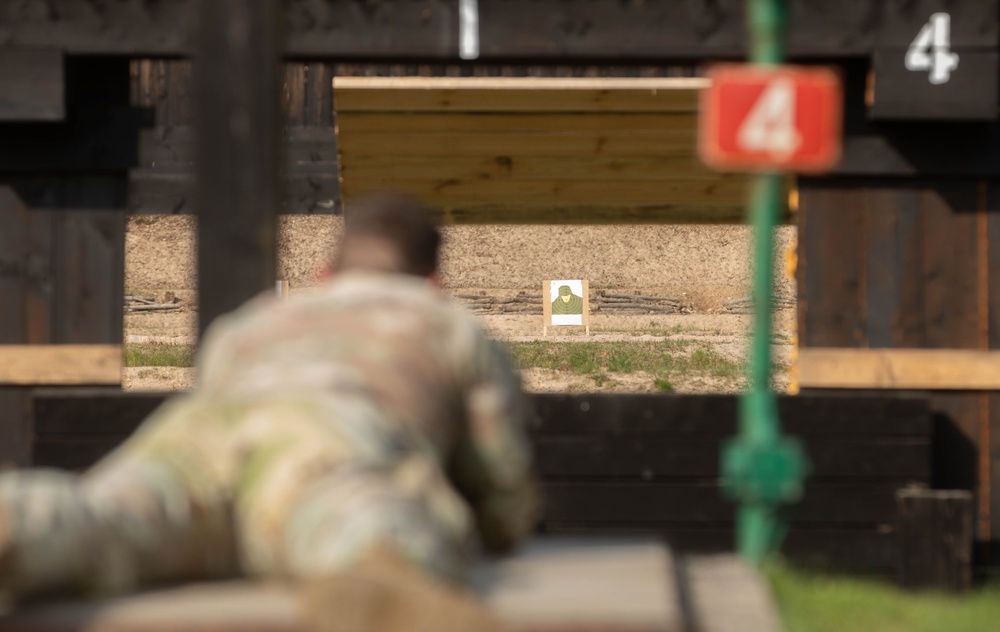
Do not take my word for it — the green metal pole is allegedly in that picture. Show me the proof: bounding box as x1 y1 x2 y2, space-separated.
722 0 808 565
743 0 786 566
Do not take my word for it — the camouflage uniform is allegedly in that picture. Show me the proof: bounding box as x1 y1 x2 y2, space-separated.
0 271 537 598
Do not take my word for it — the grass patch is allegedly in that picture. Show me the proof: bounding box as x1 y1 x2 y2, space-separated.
507 340 742 384
767 561 1000 632
653 377 674 392
125 343 195 368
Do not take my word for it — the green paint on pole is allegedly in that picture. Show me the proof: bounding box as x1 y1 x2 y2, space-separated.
721 0 810 566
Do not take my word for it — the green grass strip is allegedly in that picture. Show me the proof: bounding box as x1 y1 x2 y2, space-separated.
767 561 1000 632
506 340 742 381
125 343 195 368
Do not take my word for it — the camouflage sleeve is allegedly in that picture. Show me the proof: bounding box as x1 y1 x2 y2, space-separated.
196 291 274 394
449 330 539 554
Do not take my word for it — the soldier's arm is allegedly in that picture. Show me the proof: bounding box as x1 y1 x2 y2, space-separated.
449 333 539 554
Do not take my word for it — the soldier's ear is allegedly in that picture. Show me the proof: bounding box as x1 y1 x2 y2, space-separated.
316 263 335 282
426 272 443 290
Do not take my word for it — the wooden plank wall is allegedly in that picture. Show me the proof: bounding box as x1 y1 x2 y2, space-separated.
129 60 339 214
0 57 129 467
30 390 932 577
335 77 752 224
0 192 124 467
797 177 1000 561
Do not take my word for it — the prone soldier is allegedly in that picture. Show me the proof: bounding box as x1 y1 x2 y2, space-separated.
0 193 538 631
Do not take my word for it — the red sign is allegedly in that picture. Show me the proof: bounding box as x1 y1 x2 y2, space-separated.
699 65 843 173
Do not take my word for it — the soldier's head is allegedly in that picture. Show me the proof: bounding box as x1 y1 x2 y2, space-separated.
558 285 572 302
333 192 441 278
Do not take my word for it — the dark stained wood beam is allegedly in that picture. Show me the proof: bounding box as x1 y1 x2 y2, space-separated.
129 127 339 214
195 0 283 336
0 0 994 60
0 49 64 121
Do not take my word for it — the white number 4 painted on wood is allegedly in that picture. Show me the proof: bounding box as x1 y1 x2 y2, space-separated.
737 79 802 159
905 12 959 85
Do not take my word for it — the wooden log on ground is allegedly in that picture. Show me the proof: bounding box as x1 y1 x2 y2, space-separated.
897 489 974 592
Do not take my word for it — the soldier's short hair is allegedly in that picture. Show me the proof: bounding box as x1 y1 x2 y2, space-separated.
338 193 441 277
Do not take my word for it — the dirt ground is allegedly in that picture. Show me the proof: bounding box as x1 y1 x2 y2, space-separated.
124 216 796 393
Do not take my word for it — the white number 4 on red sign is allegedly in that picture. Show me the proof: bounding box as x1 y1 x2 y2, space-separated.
736 79 803 159
905 12 959 85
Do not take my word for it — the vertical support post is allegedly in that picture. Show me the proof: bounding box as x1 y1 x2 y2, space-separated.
195 0 283 336
722 0 808 565
0 188 44 467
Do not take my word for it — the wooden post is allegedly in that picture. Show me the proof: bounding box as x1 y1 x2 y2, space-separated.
195 0 283 337
897 489 974 591
0 188 39 467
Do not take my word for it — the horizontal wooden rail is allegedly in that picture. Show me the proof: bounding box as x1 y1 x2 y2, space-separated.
334 77 707 112
799 348 1000 390
0 345 122 386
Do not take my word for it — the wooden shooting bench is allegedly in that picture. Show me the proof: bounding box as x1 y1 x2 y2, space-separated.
0 0 995 626
0 538 783 632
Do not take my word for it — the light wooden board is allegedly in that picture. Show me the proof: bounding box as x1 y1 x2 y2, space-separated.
0 345 122 386
337 112 699 133
430 203 755 225
340 155 720 182
343 177 746 206
334 76 754 225
337 130 699 157
799 348 1000 390
0 537 683 632
334 77 707 113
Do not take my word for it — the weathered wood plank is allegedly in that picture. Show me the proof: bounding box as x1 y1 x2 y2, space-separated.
897 489 974 591
921 183 983 498
0 107 150 172
0 346 121 386
137 127 337 169
0 188 47 468
434 202 757 225
0 0 993 60
51 213 125 344
798 349 1000 390
534 436 930 481
336 112 699 133
836 128 1000 177
33 389 169 436
541 482 904 525
798 180 867 347
863 187 919 347
340 155 720 182
530 393 932 436
338 130 702 157
2 174 129 210
0 48 64 121
342 176 746 205
334 77 706 112
988 183 1000 554
194 0 282 335
303 63 335 127
546 526 900 576
870 49 998 121
33 437 127 471
129 170 339 215
0 538 682 632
